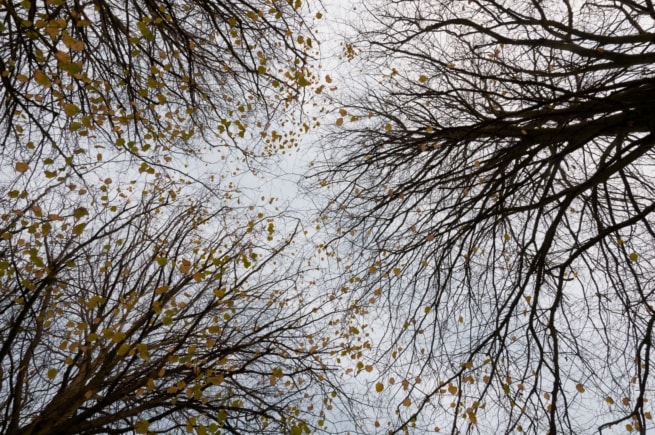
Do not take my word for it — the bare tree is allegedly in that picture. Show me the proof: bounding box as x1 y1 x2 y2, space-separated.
0 0 341 433
316 0 655 433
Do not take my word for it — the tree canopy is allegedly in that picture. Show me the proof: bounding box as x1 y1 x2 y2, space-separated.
5 0 655 433
315 0 655 433
1 189 333 434
0 0 337 434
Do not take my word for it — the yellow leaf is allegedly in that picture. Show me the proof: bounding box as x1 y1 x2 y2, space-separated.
179 259 191 274
60 61 83 75
55 50 71 63
385 123 392 132
419 75 428 83
34 69 50 87
210 374 224 386
47 368 58 379
448 384 457 394
137 21 154 41
339 108 347 117
135 420 150 434
402 397 411 407
576 383 585 393
117 343 131 356
605 396 614 405
629 252 638 262
63 33 84 51
63 103 80 117
45 23 60 39
336 117 344 126
375 382 384 393
72 223 86 235
137 343 149 361
468 410 477 424
86 295 102 309
15 162 29 173
73 207 88 219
